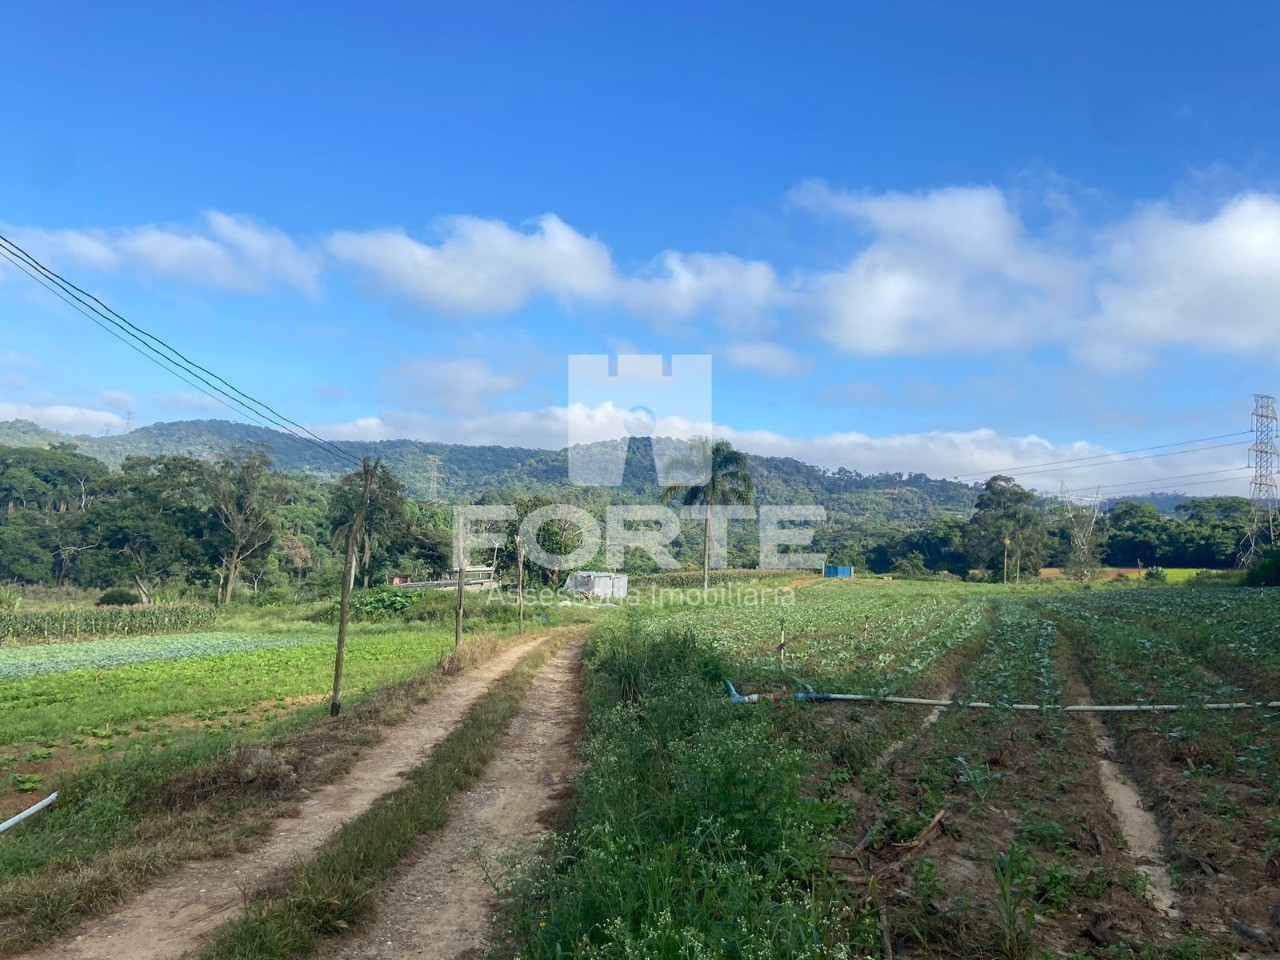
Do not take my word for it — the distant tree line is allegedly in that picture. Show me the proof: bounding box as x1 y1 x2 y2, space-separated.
1 444 1269 600
0 444 451 603
841 475 1265 579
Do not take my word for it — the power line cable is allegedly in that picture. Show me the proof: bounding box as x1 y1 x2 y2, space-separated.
0 247 301 437
0 248 307 442
1069 474 1254 501
0 233 361 467
950 432 1252 481
1058 466 1252 497
0 232 359 466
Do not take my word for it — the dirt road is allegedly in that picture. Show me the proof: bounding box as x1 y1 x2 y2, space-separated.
316 638 585 960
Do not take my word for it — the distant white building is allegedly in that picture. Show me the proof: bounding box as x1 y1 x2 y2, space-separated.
566 571 628 601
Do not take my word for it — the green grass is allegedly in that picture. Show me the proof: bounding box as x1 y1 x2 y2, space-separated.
496 612 873 959
0 626 458 746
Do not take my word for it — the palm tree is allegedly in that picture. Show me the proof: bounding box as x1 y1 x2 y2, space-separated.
661 438 754 590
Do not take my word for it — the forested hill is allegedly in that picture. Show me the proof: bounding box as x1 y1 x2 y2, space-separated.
0 418 981 527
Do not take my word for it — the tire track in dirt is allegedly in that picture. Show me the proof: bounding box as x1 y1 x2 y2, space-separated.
315 638 585 960
1063 664 1181 923
20 630 577 960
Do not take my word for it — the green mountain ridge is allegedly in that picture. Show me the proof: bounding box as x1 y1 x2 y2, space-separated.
0 418 985 529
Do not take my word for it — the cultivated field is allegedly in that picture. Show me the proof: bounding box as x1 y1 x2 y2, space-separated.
4 578 1277 959
506 578 1279 959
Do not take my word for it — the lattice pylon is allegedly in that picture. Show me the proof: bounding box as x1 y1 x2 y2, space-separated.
1244 393 1278 565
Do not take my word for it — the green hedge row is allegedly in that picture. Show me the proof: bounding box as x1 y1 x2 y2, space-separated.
629 568 801 589
0 606 217 644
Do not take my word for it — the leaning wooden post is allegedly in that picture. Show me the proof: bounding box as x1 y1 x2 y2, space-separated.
515 534 525 635
455 520 465 651
332 458 377 717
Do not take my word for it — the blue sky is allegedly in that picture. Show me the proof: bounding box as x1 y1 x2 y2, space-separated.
2 1 1278 495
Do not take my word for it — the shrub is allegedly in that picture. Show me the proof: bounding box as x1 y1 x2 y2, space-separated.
0 587 21 612
1144 567 1168 583
1244 547 1280 587
97 589 142 606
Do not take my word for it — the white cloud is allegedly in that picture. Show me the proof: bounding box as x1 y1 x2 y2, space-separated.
722 341 810 376
316 408 570 449
720 425 1249 496
98 389 136 409
382 358 522 414
9 183 1280 369
1096 193 1280 355
622 252 784 326
326 214 615 314
794 181 1086 354
326 217 785 325
0 402 127 435
9 212 322 297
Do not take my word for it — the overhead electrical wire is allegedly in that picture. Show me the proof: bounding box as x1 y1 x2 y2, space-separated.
0 247 300 438
0 232 361 468
1058 466 1252 499
1064 474 1255 501
949 432 1252 482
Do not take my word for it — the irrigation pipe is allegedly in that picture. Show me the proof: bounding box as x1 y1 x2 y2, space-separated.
0 791 58 834
725 682 1280 714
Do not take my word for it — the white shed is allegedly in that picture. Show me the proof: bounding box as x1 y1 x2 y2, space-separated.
566 571 628 601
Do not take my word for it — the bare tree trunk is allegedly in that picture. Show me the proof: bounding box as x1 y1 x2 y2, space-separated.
332 459 377 717
134 575 153 606
223 553 241 604
455 526 465 651
516 535 525 636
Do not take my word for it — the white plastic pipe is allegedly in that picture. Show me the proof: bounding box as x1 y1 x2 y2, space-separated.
0 791 58 834
725 682 1280 713
822 694 1280 712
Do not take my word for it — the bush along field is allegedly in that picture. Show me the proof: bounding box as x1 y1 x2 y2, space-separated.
501 579 1275 959
0 593 596 953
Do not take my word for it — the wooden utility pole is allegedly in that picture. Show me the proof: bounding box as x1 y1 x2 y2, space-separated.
455 523 465 651
1002 536 1010 585
515 534 524 635
331 458 377 717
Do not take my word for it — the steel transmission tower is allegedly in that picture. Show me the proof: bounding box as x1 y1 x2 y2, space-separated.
424 455 442 503
1244 393 1278 564
1059 482 1104 577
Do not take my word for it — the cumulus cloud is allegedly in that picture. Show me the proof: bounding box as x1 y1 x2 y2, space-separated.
621 252 784 326
316 407 571 449
326 216 785 324
10 184 1280 368
8 212 322 297
793 181 1086 354
0 402 127 435
382 358 522 415
1096 193 1280 355
722 341 811 376
326 215 615 314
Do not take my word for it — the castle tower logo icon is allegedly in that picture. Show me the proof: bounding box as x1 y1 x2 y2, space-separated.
566 354 712 487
